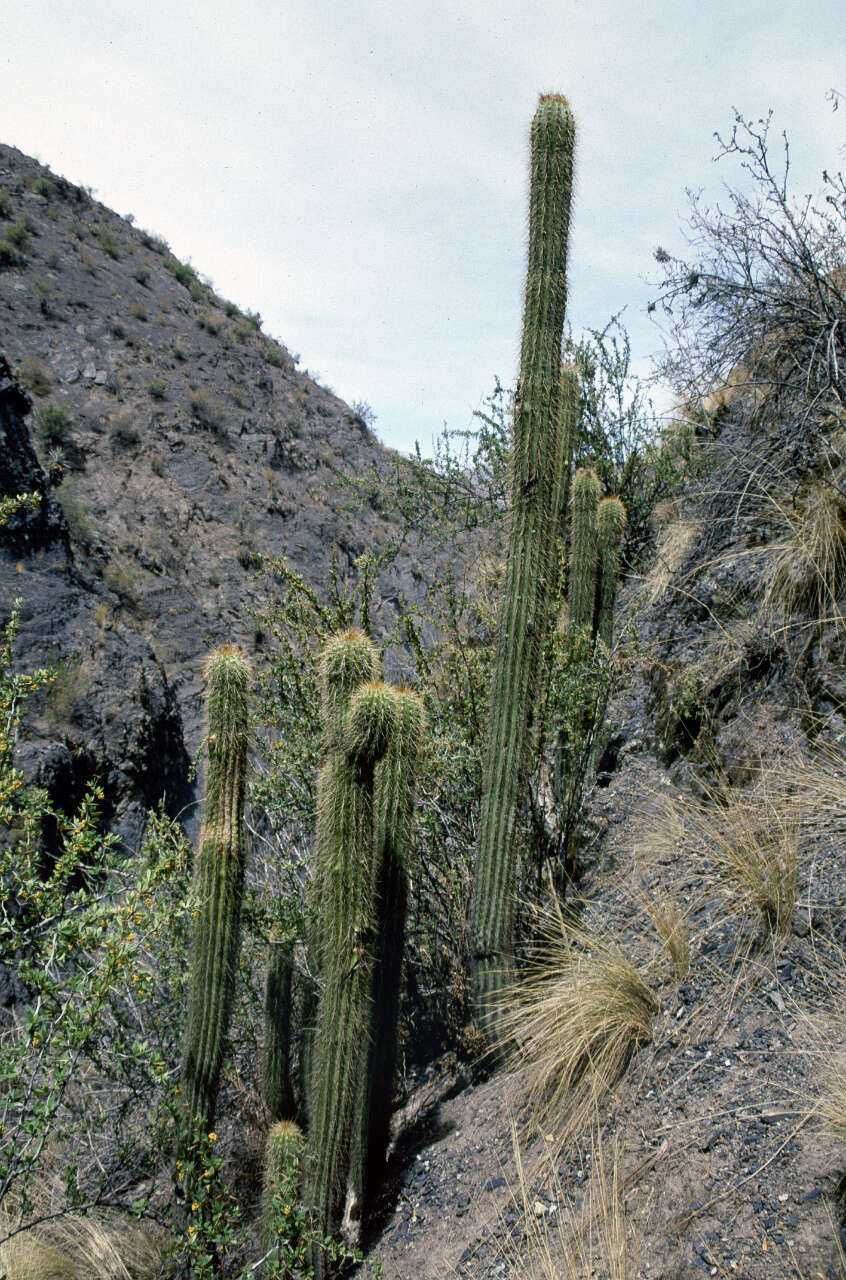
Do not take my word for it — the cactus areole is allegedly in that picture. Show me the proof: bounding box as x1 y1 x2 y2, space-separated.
470 94 576 1035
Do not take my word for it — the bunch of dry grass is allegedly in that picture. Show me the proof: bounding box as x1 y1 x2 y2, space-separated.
494 903 660 1151
0 1234 80 1279
763 479 846 622
499 1125 639 1280
0 1209 166 1280
644 893 690 983
641 517 702 606
641 774 799 937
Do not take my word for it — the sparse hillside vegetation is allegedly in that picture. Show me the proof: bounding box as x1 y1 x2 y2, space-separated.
2 95 846 1280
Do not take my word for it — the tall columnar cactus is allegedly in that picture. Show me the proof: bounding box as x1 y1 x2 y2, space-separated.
470 94 576 1031
300 630 379 1122
305 679 397 1273
568 467 602 636
352 688 425 1217
262 931 295 1122
181 645 251 1137
261 1119 304 1250
595 496 627 648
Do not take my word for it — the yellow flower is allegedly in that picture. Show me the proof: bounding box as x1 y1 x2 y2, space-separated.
188 1225 196 1237
207 1131 217 1144
191 1201 199 1212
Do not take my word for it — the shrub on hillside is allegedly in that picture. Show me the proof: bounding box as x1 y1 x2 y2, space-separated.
35 403 74 446
18 355 51 397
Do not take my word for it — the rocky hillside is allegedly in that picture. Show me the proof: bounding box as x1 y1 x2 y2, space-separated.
0 142 428 843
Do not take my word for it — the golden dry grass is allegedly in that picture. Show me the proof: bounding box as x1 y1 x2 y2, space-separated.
641 517 702 606
0 1210 166 1280
644 893 690 983
763 479 846 622
494 903 660 1153
499 1125 639 1280
639 773 799 937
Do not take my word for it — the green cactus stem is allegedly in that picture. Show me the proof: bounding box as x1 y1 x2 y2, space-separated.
568 467 602 637
301 630 379 1123
304 680 397 1271
595 496 627 648
262 932 296 1122
181 645 251 1138
470 93 576 1033
352 687 425 1217
557 362 581 554
261 1119 304 1250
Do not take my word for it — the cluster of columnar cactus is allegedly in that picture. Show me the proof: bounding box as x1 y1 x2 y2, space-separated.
568 468 627 647
179 632 424 1273
300 633 424 1273
469 94 576 1031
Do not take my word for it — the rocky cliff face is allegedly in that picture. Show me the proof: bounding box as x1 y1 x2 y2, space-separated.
0 142 428 842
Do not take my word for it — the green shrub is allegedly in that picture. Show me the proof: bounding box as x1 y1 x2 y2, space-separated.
0 241 23 269
190 389 227 435
130 301 148 322
5 219 31 249
18 355 51 397
30 176 53 199
109 416 141 448
92 224 122 259
35 404 73 446
132 264 150 286
54 477 92 543
168 257 198 289
148 379 167 400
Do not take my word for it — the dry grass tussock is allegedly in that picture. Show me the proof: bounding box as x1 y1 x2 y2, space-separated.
499 1125 639 1280
762 478 846 623
640 515 702 606
637 769 799 937
494 901 661 1154
0 1206 166 1280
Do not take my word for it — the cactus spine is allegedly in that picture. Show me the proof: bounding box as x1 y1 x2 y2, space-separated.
262 932 295 1122
352 688 425 1216
181 645 251 1136
568 467 602 636
261 1119 304 1249
596 496 627 648
470 94 576 1030
304 674 397 1271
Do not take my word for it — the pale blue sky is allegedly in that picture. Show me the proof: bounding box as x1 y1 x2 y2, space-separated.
3 0 843 453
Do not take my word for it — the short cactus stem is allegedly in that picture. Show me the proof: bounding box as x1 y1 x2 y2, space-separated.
261 1120 304 1250
470 93 576 1034
352 688 425 1217
304 679 397 1269
181 645 251 1139
595 496 627 648
262 932 296 1122
568 468 601 637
